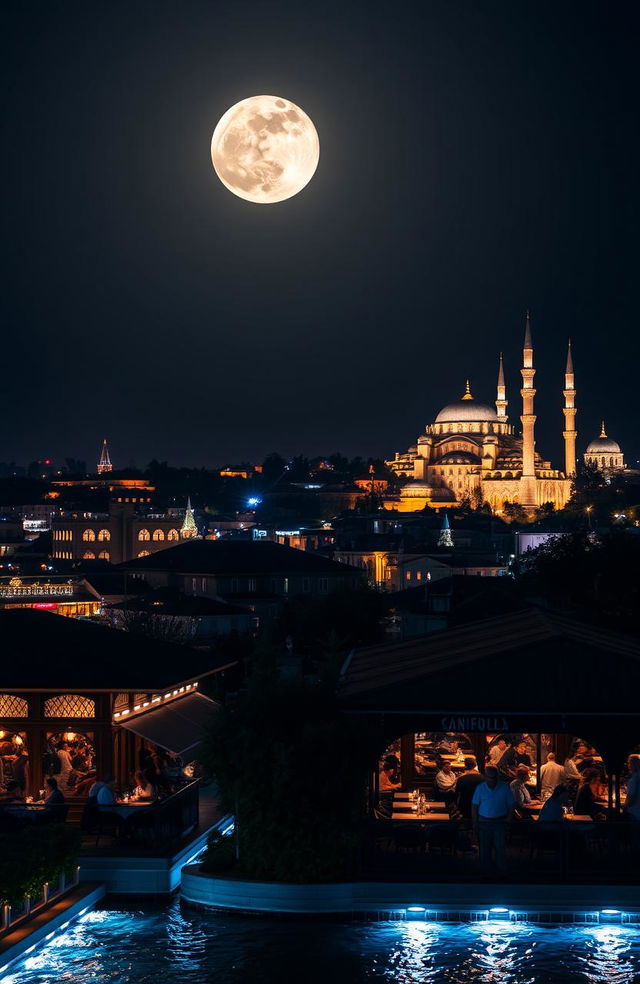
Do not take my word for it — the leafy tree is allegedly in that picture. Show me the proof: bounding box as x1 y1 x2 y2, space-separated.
261 452 287 486
519 530 640 632
503 501 528 523
201 674 376 882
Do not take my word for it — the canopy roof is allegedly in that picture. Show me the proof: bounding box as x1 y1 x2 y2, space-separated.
117 692 218 758
339 608 640 717
0 609 231 691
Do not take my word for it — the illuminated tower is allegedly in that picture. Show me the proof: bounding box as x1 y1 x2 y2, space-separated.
438 512 454 548
519 311 537 507
97 439 113 475
496 352 508 420
181 496 198 539
562 339 577 477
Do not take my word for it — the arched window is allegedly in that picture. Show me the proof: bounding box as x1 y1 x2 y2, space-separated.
138 550 150 558
97 529 111 541
82 529 96 542
152 529 165 541
98 550 110 561
167 528 179 541
0 694 28 717
138 529 150 542
83 551 96 560
44 694 96 718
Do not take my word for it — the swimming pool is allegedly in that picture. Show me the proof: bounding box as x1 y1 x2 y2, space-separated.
3 899 640 983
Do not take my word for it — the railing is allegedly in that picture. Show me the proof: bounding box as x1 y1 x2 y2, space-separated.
109 779 200 850
0 868 80 940
361 819 640 883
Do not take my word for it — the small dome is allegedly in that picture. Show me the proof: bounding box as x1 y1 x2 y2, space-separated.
586 437 621 454
400 480 435 497
435 381 497 424
586 421 621 455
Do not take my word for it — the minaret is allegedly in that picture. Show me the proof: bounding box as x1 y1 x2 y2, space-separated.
181 496 198 539
562 339 577 477
496 352 508 420
438 511 454 548
96 438 113 475
519 311 537 507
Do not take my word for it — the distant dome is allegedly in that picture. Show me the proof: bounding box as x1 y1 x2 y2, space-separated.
586 422 621 455
435 381 497 424
400 480 435 497
586 436 621 454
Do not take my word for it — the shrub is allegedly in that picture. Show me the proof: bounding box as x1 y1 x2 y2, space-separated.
0 823 81 905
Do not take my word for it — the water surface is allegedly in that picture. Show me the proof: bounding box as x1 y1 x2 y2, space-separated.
3 899 640 984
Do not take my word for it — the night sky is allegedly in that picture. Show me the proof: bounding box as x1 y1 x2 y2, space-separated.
3 1 638 469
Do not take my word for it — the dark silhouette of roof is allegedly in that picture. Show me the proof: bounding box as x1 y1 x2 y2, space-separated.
109 587 251 617
118 539 360 576
339 607 640 715
0 609 228 690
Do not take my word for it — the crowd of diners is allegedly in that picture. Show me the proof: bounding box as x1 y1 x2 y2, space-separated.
0 733 193 828
378 733 640 824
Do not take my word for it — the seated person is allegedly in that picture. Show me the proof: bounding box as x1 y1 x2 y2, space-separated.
94 775 117 807
510 766 539 817
434 760 457 804
486 737 508 768
132 770 157 802
0 780 25 804
574 769 607 820
625 754 640 822
538 784 570 824
44 776 65 807
455 758 484 818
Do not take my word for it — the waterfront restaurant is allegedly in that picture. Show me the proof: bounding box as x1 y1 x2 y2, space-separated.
339 608 640 815
0 609 233 799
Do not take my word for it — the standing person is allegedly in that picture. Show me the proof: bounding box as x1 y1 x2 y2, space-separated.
540 753 564 801
498 740 531 780
56 741 74 795
434 760 458 805
625 755 640 821
472 766 516 877
11 747 30 795
456 758 484 818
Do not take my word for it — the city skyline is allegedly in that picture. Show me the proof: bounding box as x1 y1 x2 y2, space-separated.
2 1 638 467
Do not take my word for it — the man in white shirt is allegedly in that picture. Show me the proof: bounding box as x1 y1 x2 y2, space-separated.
487 738 508 768
540 753 564 801
472 766 516 876
434 760 457 805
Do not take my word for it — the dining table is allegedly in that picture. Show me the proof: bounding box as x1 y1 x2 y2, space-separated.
392 792 449 821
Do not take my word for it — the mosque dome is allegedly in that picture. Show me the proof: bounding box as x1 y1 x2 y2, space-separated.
400 480 435 498
435 381 498 424
585 422 621 455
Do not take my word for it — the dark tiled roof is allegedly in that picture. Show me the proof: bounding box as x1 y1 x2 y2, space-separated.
339 608 640 714
0 609 225 690
118 539 361 576
108 587 251 617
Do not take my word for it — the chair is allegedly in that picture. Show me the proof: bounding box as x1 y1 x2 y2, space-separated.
392 823 426 853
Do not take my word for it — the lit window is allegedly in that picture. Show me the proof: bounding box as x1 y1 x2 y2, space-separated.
0 694 28 717
167 528 179 541
97 529 111 541
416 571 422 580
98 550 110 561
138 550 150 558
138 529 150 541
44 694 95 718
152 529 165 541
82 529 96 542
83 551 95 560
406 571 411 581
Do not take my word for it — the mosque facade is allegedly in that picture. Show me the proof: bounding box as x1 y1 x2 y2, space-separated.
384 315 575 515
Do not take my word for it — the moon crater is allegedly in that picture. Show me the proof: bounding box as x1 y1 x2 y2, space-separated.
211 95 319 204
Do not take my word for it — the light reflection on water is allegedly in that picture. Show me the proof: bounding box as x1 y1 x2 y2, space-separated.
2 901 640 984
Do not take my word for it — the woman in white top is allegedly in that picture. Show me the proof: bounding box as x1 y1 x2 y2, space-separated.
56 742 74 795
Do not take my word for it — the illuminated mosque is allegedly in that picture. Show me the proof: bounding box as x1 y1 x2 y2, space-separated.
385 314 577 515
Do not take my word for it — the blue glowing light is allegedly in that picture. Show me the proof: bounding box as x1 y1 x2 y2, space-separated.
247 497 262 507
407 906 426 912
602 909 621 915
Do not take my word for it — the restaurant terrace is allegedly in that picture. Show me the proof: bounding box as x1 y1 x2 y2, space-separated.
340 608 640 881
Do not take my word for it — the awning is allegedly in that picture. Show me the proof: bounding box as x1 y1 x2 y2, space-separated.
117 692 219 759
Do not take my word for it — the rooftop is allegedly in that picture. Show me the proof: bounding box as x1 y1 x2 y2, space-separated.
0 609 227 691
118 539 361 576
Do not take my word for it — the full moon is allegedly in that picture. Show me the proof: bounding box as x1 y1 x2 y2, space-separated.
211 95 319 204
